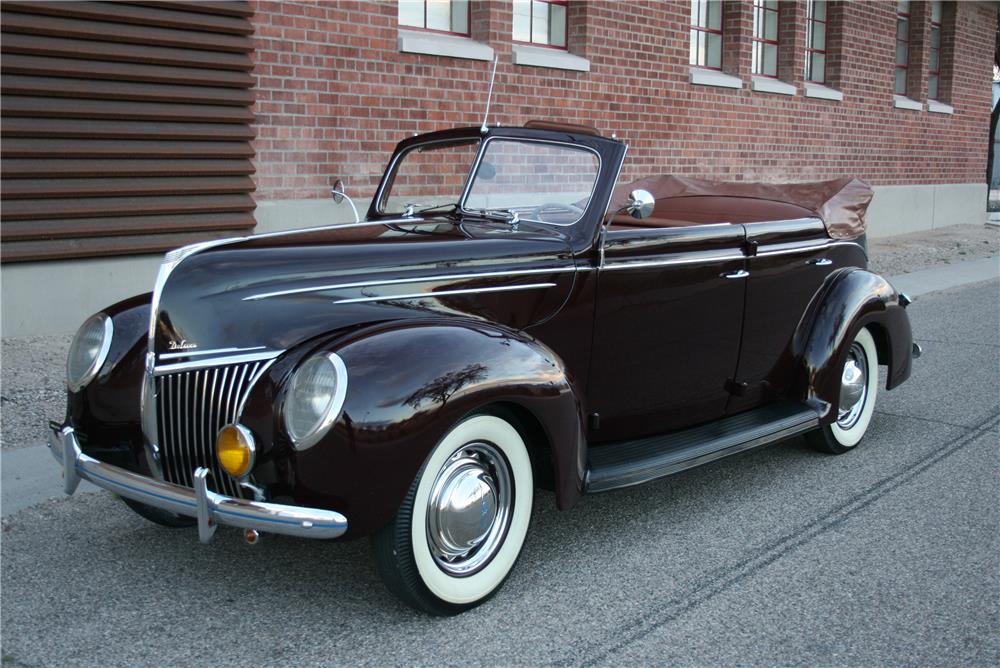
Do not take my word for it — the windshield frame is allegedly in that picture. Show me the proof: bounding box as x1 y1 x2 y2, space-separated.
373 136 482 217
458 136 604 227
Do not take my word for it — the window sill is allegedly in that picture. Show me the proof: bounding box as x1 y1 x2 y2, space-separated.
397 29 494 61
512 44 590 72
689 68 743 89
893 95 924 111
751 76 796 96
927 100 954 115
803 82 843 101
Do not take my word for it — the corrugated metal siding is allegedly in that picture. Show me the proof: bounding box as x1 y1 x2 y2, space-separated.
1 1 256 263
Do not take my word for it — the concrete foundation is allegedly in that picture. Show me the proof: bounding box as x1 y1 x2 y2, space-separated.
866 183 987 238
1 184 987 337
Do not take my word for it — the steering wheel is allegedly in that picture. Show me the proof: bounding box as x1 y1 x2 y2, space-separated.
534 202 585 223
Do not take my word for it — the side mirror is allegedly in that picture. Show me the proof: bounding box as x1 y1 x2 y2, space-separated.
626 189 655 219
330 178 360 223
331 179 346 204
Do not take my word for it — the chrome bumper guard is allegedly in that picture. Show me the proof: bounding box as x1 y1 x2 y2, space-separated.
48 425 348 543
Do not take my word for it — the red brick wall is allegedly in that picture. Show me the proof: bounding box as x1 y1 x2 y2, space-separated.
249 0 994 202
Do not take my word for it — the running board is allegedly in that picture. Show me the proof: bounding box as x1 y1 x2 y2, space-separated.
585 401 821 493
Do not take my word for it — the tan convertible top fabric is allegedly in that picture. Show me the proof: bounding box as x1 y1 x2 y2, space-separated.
612 175 874 239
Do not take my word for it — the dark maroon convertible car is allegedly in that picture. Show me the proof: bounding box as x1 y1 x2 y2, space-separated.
50 121 916 614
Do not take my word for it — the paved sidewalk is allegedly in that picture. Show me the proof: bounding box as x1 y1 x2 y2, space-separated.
889 256 999 297
2 251 997 517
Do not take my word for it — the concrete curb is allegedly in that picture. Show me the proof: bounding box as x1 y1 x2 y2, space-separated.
3 256 998 518
2 444 99 516
887 257 999 298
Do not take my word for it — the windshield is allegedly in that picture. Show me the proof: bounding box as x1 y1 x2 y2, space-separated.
463 138 601 225
378 139 480 215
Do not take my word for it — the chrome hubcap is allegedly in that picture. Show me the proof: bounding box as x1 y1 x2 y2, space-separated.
427 442 513 576
837 342 868 429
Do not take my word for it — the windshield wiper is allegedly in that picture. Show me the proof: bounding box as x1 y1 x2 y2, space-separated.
411 202 460 215
473 208 548 227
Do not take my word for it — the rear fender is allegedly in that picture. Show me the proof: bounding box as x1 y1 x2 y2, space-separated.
791 268 913 422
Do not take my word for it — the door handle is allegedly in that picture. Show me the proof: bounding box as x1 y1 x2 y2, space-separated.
720 269 749 279
807 258 833 266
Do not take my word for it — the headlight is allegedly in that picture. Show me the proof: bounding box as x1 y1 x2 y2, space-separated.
66 313 113 392
282 352 348 450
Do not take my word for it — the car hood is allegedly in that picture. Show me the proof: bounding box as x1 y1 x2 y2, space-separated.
152 219 576 358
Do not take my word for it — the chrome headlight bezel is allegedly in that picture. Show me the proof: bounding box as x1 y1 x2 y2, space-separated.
281 352 348 451
66 313 114 393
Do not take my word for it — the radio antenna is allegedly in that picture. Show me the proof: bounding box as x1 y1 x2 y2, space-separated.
480 55 499 134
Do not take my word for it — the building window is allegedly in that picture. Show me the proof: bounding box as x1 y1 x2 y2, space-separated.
894 0 910 95
513 1 568 49
398 0 470 36
689 0 723 69
805 0 827 83
751 0 779 77
928 0 942 100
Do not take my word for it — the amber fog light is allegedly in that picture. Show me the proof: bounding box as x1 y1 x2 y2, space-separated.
216 424 255 479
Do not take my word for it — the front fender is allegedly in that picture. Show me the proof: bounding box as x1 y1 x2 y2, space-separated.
288 320 586 538
69 293 151 469
792 268 913 421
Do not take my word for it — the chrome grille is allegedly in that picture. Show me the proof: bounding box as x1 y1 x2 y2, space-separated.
155 361 268 499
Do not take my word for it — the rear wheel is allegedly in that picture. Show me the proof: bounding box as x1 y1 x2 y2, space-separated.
371 413 533 615
807 326 879 454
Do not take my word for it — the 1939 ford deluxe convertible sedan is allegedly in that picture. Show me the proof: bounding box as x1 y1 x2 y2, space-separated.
50 121 917 614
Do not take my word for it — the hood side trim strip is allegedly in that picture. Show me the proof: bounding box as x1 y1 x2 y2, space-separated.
159 345 267 360
154 349 284 376
243 266 576 301
333 282 556 305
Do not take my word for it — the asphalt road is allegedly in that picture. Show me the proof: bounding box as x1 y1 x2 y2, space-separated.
2 279 998 667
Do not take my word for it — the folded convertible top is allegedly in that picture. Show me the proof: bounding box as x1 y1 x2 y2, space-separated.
611 175 874 239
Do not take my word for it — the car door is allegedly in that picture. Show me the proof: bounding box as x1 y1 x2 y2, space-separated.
725 218 855 413
587 222 748 443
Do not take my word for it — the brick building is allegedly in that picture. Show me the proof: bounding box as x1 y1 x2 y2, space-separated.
1 0 996 335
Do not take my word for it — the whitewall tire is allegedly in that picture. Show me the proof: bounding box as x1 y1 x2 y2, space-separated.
372 413 533 615
807 326 879 454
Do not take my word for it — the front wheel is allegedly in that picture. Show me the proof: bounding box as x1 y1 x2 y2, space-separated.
120 497 196 528
371 414 534 615
807 326 880 454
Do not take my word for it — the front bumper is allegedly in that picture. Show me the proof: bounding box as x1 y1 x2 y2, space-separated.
48 424 348 542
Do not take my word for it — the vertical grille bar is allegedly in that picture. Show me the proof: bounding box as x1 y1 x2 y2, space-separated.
169 372 183 484
195 369 207 492
182 371 194 487
224 364 250 497
154 360 271 500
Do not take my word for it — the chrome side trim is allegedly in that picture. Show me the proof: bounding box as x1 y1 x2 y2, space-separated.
49 425 348 541
333 282 556 305
243 266 577 301
755 240 865 258
154 349 283 376
159 345 267 360
602 254 745 271
600 240 865 272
